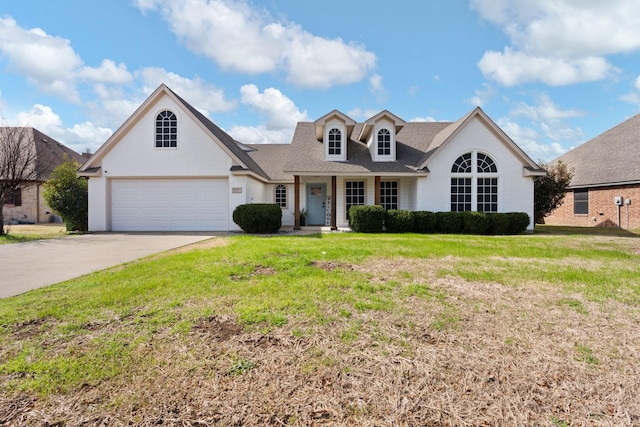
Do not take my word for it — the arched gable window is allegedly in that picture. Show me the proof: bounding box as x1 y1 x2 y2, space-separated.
155 110 177 148
451 151 498 212
328 128 342 156
377 129 391 156
275 184 287 208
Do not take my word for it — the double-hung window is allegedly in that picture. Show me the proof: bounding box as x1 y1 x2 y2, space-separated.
573 189 588 215
379 181 398 210
377 129 391 156
345 181 365 218
328 128 342 156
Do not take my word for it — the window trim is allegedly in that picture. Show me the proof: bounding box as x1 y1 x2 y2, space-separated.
3 189 22 207
345 180 366 218
155 110 178 149
328 128 342 156
573 188 589 215
379 180 399 211
275 184 287 209
450 151 499 212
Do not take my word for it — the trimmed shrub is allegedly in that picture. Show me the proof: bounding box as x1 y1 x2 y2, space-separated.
461 211 489 235
349 205 385 233
435 211 463 234
385 209 414 233
232 203 282 233
486 213 510 235
413 211 437 234
506 212 530 234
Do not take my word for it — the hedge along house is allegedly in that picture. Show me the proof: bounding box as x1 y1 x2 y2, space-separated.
79 84 544 232
545 113 640 229
284 109 545 230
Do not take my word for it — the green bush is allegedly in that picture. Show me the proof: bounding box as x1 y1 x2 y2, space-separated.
384 209 414 233
232 204 282 233
435 212 463 234
486 213 510 235
43 160 88 232
413 211 437 233
349 205 385 233
506 212 530 234
461 211 489 235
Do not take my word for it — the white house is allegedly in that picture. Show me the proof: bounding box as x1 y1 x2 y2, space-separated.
79 84 544 232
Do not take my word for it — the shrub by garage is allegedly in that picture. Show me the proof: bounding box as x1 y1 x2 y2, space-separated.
233 204 282 234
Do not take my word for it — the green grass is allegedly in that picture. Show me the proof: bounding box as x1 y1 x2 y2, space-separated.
1 229 639 396
0 224 68 244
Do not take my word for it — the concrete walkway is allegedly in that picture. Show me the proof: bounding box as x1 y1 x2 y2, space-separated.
0 233 215 299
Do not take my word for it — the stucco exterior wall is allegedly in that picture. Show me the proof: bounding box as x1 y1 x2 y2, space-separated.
418 117 536 229
545 185 640 229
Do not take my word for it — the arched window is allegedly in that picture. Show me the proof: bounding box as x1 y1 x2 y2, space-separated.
155 110 177 148
275 184 287 208
377 129 391 156
451 151 498 212
328 128 341 156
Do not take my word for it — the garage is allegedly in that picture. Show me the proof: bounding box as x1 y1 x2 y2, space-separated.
111 179 228 231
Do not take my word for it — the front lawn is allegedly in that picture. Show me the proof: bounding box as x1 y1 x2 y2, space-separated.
1 230 639 425
0 224 67 244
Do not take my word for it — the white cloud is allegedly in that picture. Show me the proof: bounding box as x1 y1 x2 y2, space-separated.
497 118 568 161
467 83 495 107
368 74 387 103
226 84 307 144
133 0 376 88
0 17 137 103
478 48 616 86
239 84 307 130
471 0 639 86
409 116 437 122
3 103 112 154
139 67 236 115
79 59 133 84
511 93 584 123
0 17 82 101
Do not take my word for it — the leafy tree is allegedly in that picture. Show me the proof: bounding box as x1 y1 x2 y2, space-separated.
43 160 88 231
0 127 42 234
534 160 573 224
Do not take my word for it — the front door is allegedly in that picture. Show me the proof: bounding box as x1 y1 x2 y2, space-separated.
306 184 326 225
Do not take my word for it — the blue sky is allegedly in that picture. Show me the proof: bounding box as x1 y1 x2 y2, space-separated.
1 1 640 161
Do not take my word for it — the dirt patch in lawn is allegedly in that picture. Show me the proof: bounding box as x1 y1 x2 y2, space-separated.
2 257 639 426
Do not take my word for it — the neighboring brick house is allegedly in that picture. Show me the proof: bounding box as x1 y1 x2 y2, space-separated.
545 113 640 229
2 127 85 224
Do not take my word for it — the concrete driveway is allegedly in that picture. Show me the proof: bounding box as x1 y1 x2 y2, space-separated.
0 233 215 299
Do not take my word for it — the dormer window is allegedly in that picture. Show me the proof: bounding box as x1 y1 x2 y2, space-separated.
377 129 391 156
328 128 342 156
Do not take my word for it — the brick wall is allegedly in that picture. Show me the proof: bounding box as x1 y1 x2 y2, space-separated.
545 184 640 229
2 184 61 224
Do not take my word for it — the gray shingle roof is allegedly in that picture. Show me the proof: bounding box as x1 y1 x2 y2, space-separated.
2 127 84 181
284 121 453 174
553 113 640 187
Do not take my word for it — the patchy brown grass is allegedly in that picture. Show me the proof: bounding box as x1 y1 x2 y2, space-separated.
1 252 639 427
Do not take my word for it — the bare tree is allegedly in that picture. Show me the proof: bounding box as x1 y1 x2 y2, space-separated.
0 127 40 234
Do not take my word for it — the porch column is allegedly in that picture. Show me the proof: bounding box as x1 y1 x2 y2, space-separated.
374 176 381 205
294 175 301 230
331 175 337 230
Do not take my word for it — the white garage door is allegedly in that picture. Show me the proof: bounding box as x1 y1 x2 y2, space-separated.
111 179 228 231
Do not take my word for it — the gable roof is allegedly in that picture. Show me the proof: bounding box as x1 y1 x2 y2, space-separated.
314 110 356 140
418 107 542 173
356 110 406 142
1 127 84 181
285 107 543 176
78 84 272 181
552 113 640 188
